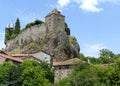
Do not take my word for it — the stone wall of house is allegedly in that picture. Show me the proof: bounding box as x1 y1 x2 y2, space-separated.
31 51 51 64
54 66 72 82
0 57 6 63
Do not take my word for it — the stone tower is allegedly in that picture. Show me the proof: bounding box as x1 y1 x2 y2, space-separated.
5 23 14 34
45 8 65 31
5 23 14 44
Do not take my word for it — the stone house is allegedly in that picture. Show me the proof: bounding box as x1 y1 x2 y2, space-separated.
53 58 80 82
0 53 23 65
11 54 36 60
11 50 52 64
31 50 52 64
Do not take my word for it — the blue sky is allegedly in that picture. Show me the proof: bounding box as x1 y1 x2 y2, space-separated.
1 0 120 57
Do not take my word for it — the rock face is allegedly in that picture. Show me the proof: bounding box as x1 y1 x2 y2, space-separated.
5 9 80 61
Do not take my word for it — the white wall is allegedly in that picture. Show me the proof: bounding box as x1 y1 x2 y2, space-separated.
31 51 51 63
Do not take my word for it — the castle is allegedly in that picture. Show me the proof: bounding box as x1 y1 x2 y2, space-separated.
3 8 80 82
5 23 14 34
5 8 65 41
5 8 80 62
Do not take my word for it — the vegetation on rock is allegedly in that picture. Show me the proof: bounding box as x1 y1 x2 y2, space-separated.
68 36 74 48
65 23 70 35
21 19 43 32
5 19 43 41
5 18 20 41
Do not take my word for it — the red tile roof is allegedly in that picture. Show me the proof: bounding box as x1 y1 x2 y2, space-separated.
11 54 30 57
11 54 39 61
53 58 80 66
0 54 23 63
0 50 7 55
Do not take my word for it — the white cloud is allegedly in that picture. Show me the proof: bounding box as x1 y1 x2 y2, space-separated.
82 43 107 57
79 0 103 12
57 0 120 12
58 0 70 7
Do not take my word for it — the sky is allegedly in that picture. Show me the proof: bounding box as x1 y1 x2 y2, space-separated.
0 0 120 57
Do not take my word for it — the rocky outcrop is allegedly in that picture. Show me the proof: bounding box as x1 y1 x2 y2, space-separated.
5 9 80 61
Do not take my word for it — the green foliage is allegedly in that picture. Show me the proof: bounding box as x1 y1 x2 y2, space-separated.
99 49 116 64
0 62 22 86
29 38 36 47
0 62 13 83
54 78 69 86
20 60 52 86
0 60 53 86
6 19 43 40
60 63 101 86
20 19 43 33
14 18 20 34
5 31 12 40
79 53 87 62
25 22 34 29
24 19 43 31
34 19 43 25
108 58 120 85
5 18 21 41
65 23 70 35
57 58 120 86
88 56 101 64
68 36 74 48
39 61 54 83
79 48 118 64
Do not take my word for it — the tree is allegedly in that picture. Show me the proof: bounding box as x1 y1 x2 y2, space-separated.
108 58 120 85
99 49 115 64
69 62 101 86
0 62 22 86
88 57 101 64
14 18 20 34
20 60 52 86
39 61 54 83
4 66 23 86
100 49 114 58
79 53 87 62
0 62 13 85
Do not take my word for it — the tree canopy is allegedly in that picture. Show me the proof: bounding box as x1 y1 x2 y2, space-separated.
0 60 53 86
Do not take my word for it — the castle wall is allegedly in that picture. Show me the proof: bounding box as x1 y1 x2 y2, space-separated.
6 23 47 50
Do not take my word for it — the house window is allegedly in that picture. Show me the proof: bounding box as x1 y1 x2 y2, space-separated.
66 66 69 69
59 66 61 69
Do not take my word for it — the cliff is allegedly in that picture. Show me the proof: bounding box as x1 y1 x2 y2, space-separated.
5 9 80 61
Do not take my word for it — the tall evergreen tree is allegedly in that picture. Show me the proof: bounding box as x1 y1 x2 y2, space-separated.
14 18 20 34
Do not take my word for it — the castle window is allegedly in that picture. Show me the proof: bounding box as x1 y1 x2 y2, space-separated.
58 18 60 21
